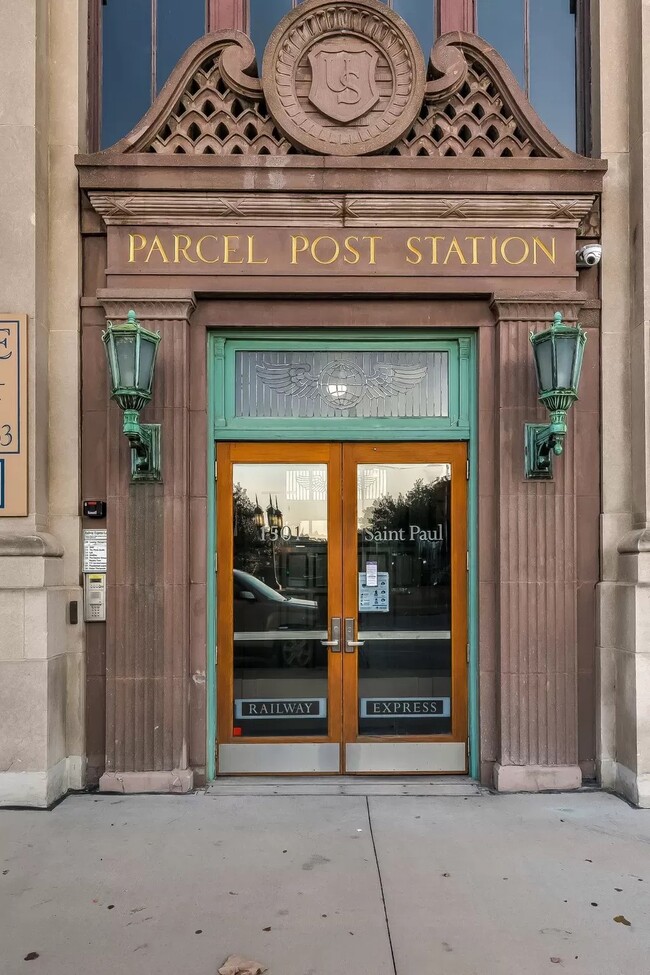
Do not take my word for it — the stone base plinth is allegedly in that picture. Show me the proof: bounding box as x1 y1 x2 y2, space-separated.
99 769 194 795
494 763 582 793
613 763 650 809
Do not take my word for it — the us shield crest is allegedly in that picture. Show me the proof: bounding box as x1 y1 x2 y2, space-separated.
308 39 379 124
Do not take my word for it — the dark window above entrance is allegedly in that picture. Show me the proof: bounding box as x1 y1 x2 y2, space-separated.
94 0 591 156
477 0 582 151
100 0 207 149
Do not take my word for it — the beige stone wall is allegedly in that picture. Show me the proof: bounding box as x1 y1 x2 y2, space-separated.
597 0 650 807
0 0 86 807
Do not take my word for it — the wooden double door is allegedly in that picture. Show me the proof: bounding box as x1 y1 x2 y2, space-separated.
216 442 468 774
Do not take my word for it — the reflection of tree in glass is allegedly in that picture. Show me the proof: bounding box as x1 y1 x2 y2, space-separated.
366 477 450 542
233 483 272 577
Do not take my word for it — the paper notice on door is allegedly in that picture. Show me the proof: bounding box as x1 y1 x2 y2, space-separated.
365 561 378 587
359 571 389 613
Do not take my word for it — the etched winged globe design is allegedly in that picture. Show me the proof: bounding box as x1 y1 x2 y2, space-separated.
256 358 428 412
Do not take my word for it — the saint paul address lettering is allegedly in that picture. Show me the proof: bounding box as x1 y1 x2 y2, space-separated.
114 227 573 278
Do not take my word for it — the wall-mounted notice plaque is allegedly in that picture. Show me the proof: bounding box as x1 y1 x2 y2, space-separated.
83 529 108 573
0 315 27 516
359 571 390 612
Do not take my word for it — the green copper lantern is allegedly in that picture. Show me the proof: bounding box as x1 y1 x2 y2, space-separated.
102 309 162 482
525 311 587 479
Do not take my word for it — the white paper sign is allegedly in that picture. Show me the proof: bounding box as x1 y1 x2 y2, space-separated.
365 561 378 586
83 529 108 573
359 571 389 613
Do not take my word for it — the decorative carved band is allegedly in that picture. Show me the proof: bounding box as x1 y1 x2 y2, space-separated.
97 290 197 322
89 192 596 228
490 293 588 324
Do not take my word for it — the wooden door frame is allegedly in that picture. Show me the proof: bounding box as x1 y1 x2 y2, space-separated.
216 442 344 750
207 329 478 781
341 442 468 759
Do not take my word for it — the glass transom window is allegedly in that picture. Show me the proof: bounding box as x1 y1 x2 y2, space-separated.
235 350 449 419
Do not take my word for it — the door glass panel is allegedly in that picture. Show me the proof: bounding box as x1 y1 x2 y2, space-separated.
231 464 329 737
236 350 449 419
356 463 452 735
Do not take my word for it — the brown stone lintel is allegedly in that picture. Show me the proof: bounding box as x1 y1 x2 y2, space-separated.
76 156 607 199
97 290 196 322
0 532 63 558
99 769 194 795
101 277 577 299
493 764 582 793
490 292 589 323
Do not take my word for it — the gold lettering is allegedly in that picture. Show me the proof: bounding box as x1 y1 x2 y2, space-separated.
500 236 530 265
406 237 423 265
343 236 361 265
424 236 445 265
533 236 556 265
223 235 244 265
144 234 170 264
362 235 382 266
174 234 197 264
311 236 340 265
490 236 498 265
291 235 310 265
443 237 468 265
465 236 485 265
129 233 147 264
196 235 220 264
247 234 268 265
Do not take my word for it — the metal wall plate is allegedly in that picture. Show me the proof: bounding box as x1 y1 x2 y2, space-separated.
345 742 466 773
219 743 340 774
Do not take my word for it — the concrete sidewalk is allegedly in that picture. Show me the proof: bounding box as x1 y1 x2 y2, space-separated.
1 790 649 974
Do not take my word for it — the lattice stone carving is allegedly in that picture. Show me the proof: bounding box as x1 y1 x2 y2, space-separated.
110 28 581 161
393 52 549 158
141 51 291 156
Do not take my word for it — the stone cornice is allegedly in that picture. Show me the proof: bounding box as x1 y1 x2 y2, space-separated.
97 290 196 322
88 192 597 230
490 293 588 324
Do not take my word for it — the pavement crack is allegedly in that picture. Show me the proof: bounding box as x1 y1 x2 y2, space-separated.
366 796 397 975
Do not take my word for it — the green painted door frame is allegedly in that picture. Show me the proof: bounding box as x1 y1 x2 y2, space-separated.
206 330 479 780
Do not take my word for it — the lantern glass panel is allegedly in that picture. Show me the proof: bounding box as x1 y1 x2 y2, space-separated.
555 334 578 390
115 334 137 388
138 337 157 393
534 336 554 392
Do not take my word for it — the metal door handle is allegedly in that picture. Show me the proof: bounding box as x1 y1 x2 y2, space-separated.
344 618 365 652
321 617 341 652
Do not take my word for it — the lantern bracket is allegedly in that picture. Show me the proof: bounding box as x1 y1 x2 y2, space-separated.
122 409 161 482
524 413 568 480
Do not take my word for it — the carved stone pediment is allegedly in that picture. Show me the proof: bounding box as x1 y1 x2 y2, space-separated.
105 0 586 161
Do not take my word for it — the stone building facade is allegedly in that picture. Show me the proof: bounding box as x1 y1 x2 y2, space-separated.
0 0 646 809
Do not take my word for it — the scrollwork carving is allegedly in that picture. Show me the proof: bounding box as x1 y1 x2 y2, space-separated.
100 20 587 162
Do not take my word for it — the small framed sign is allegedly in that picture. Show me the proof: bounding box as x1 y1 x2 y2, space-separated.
0 315 28 516
359 571 389 612
235 698 327 719
360 697 451 718
83 529 108 573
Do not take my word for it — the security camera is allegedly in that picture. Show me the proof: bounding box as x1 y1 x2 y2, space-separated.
576 243 602 268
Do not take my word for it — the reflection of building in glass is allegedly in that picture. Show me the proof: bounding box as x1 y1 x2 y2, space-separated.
286 469 328 501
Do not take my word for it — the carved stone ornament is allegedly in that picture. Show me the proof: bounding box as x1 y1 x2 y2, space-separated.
262 0 426 155
102 17 588 161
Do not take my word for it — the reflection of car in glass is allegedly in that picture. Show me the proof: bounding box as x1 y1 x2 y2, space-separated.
233 569 321 668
